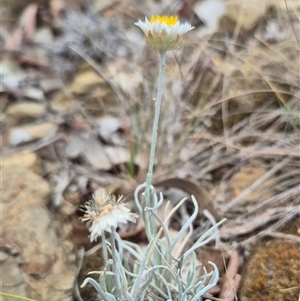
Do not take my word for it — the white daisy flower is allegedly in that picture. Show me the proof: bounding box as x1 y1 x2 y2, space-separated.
81 192 138 242
135 15 194 51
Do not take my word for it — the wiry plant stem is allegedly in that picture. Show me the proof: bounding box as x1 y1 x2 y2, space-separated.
145 51 166 207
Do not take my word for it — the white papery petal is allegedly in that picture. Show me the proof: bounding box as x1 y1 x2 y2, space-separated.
135 16 194 51
81 194 138 242
135 21 150 34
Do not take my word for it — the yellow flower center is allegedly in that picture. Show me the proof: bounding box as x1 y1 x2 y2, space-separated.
150 15 178 26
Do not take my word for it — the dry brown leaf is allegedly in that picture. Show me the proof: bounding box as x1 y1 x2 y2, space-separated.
93 0 120 12
198 248 227 275
219 249 242 300
20 3 38 41
96 115 128 146
65 134 85 159
65 132 113 170
22 86 45 100
107 63 143 95
5 28 23 50
50 0 65 20
7 102 46 122
1 59 26 93
68 70 106 95
104 146 147 170
65 131 145 171
222 0 272 33
155 178 220 221
52 168 73 207
83 137 112 170
194 0 226 32
104 146 129 166
50 91 78 112
9 122 57 146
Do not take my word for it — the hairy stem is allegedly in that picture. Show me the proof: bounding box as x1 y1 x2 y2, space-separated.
110 228 123 299
144 51 166 238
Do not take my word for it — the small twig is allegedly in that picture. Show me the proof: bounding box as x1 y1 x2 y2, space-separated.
263 205 299 232
247 185 300 217
224 157 291 211
240 205 299 246
221 206 297 240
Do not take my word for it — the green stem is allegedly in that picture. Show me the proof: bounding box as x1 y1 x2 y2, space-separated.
144 51 166 207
